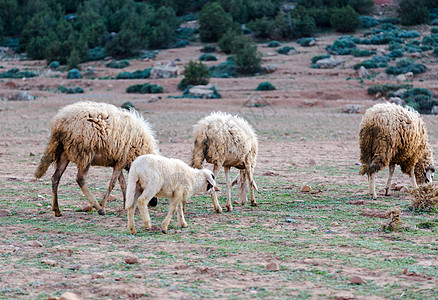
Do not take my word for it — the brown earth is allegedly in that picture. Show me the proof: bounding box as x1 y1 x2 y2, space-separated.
1 29 438 299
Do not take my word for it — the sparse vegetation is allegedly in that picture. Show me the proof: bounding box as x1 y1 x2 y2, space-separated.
255 82 276 91
126 83 163 93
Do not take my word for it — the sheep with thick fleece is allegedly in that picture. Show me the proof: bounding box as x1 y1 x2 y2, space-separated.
191 112 258 212
125 154 219 234
359 102 435 199
35 101 159 216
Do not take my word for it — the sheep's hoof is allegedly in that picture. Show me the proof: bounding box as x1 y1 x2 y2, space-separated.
130 229 137 235
54 211 62 217
385 188 391 196
148 197 158 207
226 206 233 212
97 209 105 215
250 202 258 207
215 206 223 213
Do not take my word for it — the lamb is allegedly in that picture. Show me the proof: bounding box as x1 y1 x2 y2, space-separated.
359 102 435 199
190 112 258 212
125 154 219 234
35 101 159 216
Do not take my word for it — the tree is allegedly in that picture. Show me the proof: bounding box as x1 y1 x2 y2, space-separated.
399 0 429 25
178 61 210 90
67 48 81 69
330 5 359 33
234 42 262 75
199 2 233 42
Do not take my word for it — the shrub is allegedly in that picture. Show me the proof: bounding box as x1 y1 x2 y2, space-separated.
388 49 404 58
199 54 217 61
432 28 438 34
115 72 133 80
49 61 60 70
401 88 438 114
267 41 281 48
218 30 239 54
311 54 330 64
67 68 81 79
88 47 106 61
277 46 296 55
294 15 317 37
106 60 130 69
352 49 373 57
399 0 429 26
121 102 135 110
209 58 238 78
0 68 37 79
360 16 380 28
330 5 359 33
396 30 420 39
354 56 390 70
201 45 217 53
57 86 84 94
234 42 262 75
199 2 234 43
326 38 357 55
255 82 276 91
296 37 316 47
247 16 273 38
367 83 413 96
385 59 427 75
174 40 189 48
126 83 163 94
178 61 210 90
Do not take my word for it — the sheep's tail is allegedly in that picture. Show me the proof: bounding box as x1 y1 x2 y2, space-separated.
190 138 205 169
35 135 59 178
125 171 138 210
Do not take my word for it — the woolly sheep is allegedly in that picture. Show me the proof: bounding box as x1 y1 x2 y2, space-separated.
125 154 219 234
35 101 159 216
191 112 258 212
359 102 435 199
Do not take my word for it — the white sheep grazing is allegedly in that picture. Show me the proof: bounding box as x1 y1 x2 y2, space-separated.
359 103 435 199
125 154 219 234
191 112 258 212
35 101 159 216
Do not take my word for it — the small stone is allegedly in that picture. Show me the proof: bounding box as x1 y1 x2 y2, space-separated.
285 218 296 223
396 74 407 82
69 264 81 271
266 262 279 272
301 185 312 192
331 221 339 226
350 275 365 284
0 210 10 217
107 195 117 202
30 241 43 247
36 203 43 207
59 292 82 300
405 72 414 80
47 296 58 300
308 159 316 165
135 274 142 278
91 272 104 279
263 170 279 176
81 204 92 212
42 259 57 267
125 255 139 264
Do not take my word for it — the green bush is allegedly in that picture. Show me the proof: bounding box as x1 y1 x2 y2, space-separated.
57 86 84 94
121 102 135 110
247 16 273 38
116 68 151 79
234 42 262 75
401 88 438 114
388 49 404 58
201 45 217 53
432 28 438 34
67 68 81 79
399 0 429 26
49 61 60 70
330 5 359 33
297 37 316 47
218 30 240 54
360 16 380 28
326 38 357 55
354 56 390 70
209 58 238 78
311 54 330 64
267 41 281 48
352 49 373 57
126 83 163 94
385 59 427 75
277 46 296 55
88 47 106 61
178 61 210 90
255 82 276 91
106 60 130 69
367 83 413 96
199 54 217 61
199 2 234 43
0 68 37 79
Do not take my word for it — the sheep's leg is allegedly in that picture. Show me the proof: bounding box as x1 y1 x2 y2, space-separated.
100 167 123 210
238 170 248 206
385 164 395 196
127 188 142 234
76 164 105 215
118 171 127 207
176 202 187 228
51 153 70 217
247 170 258 206
224 167 233 211
410 168 418 190
137 189 156 230
209 164 222 213
161 192 183 233
369 173 377 199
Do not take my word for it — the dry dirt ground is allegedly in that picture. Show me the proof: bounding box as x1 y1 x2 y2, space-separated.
0 29 438 300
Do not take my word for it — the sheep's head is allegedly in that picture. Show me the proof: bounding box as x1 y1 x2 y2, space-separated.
414 149 435 184
202 170 220 192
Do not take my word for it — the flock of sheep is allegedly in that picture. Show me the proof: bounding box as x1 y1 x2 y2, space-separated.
34 101 435 234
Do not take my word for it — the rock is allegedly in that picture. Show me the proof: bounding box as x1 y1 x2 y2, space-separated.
263 64 276 73
350 275 366 284
331 221 339 226
266 262 279 272
135 274 142 278
69 264 81 270
29 241 43 247
8 91 34 101
301 185 312 192
432 106 438 115
285 218 296 223
180 20 199 29
389 97 404 106
375 48 387 56
263 170 279 176
396 74 406 82
342 104 364 114
187 84 219 99
0 210 10 217
125 255 139 264
315 57 345 69
408 52 422 59
91 272 104 279
42 259 57 267
81 204 92 212
405 72 414 80
107 195 117 202
59 292 82 300
308 159 316 165
150 61 179 79
308 39 316 46
358 66 371 78
393 88 407 97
